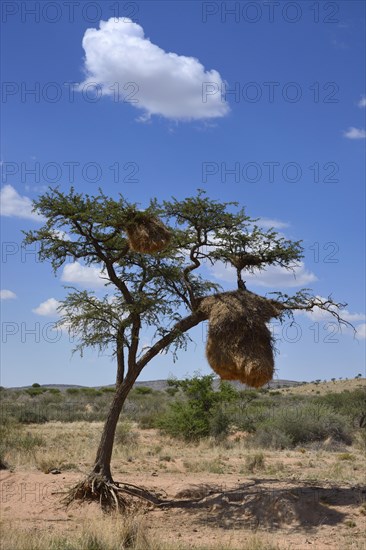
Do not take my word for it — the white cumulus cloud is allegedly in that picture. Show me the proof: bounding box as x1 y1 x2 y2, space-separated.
257 218 290 229
0 185 44 221
0 289 17 300
301 299 365 324
343 127 366 139
210 261 317 288
298 297 366 339
32 298 61 317
79 18 229 121
61 262 107 288
358 95 366 108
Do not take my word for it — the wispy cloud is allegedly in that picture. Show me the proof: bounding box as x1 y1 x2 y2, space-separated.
210 261 317 289
357 95 366 108
356 323 366 340
343 127 366 139
257 218 290 229
0 289 17 300
0 185 44 221
79 18 229 121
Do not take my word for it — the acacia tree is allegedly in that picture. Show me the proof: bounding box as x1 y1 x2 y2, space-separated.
24 187 351 508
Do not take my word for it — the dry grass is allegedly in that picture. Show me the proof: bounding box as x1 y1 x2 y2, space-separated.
275 378 366 396
0 519 289 550
3 421 101 471
3 423 365 487
1 515 155 550
2 423 365 549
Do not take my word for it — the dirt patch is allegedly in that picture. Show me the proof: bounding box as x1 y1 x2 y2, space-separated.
1 470 365 549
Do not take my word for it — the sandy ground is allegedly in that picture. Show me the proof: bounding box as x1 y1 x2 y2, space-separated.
1 467 365 549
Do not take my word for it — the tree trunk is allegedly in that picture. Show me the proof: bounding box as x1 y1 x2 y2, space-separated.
91 310 207 482
92 368 138 481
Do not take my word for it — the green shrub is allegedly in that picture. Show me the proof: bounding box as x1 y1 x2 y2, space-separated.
165 387 179 397
158 375 236 441
209 406 231 439
17 410 48 424
66 388 80 395
251 426 293 449
133 386 153 395
315 389 366 427
136 413 159 429
25 387 47 397
251 402 352 449
101 386 115 393
80 388 103 397
32 383 41 388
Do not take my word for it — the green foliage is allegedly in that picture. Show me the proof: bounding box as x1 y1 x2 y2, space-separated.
315 389 366 427
17 410 48 424
251 402 351 449
25 387 48 397
101 387 115 393
80 388 103 397
133 386 153 395
22 186 342 368
66 388 80 395
165 387 179 397
32 383 41 388
158 375 236 441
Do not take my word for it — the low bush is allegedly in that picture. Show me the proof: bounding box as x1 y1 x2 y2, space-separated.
315 389 366 427
25 388 47 397
133 386 153 395
244 452 266 473
158 375 235 441
17 409 48 424
251 402 352 449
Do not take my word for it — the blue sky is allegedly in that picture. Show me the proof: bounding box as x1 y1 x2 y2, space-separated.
1 0 365 387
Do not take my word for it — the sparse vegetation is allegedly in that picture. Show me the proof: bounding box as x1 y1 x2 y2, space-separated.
1 378 364 453
0 378 365 549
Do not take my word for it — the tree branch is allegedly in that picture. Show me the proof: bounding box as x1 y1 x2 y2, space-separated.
136 310 208 373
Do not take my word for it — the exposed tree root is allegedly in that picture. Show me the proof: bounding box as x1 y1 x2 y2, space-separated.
62 474 166 512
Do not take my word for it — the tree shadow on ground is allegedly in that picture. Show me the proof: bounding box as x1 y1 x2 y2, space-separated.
158 479 366 532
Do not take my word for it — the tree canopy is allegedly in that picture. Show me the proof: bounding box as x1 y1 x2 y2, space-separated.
24 187 350 378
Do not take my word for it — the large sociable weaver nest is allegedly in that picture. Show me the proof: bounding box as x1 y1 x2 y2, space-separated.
125 213 171 254
199 291 280 388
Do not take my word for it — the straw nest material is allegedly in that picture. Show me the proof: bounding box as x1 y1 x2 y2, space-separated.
126 214 171 254
200 291 279 388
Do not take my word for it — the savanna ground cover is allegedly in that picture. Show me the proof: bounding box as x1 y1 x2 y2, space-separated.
1 377 365 550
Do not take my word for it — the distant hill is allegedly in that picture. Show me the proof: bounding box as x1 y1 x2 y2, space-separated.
5 378 304 392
